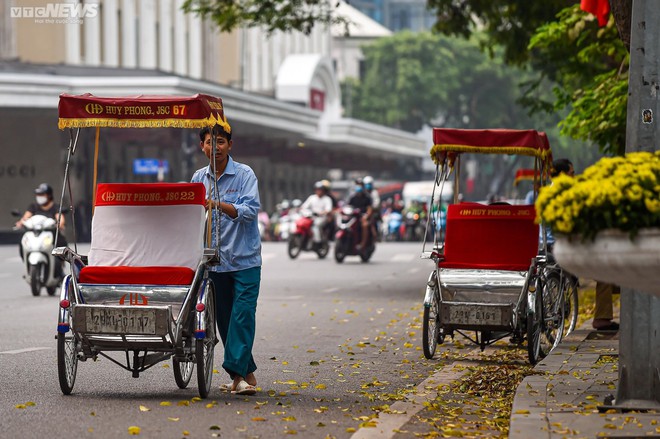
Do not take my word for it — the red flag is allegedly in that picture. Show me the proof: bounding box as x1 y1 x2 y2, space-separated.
580 0 610 27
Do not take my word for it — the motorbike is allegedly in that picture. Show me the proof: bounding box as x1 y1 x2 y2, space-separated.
404 210 424 241
384 211 403 241
12 210 67 296
334 206 375 263
287 209 330 259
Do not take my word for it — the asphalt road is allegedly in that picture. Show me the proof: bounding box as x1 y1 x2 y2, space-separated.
0 241 448 438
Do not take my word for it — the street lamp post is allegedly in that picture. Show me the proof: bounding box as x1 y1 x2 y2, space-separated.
617 0 660 409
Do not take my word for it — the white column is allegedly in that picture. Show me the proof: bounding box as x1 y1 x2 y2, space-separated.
103 0 119 67
64 0 81 64
121 0 137 68
158 0 173 72
84 0 101 65
261 31 271 90
138 0 157 68
173 0 188 76
249 27 260 91
188 12 202 79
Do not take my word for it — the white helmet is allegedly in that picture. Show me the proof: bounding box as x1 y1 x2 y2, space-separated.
363 176 374 185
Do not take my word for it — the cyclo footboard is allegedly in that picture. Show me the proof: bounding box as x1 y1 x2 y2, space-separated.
438 269 527 331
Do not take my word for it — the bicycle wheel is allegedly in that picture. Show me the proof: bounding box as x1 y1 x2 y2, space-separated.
422 274 441 359
173 357 194 389
196 282 216 398
562 275 579 336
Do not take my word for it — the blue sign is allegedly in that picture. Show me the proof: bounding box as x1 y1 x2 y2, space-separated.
133 159 169 175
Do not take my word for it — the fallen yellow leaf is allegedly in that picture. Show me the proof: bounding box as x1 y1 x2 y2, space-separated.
139 405 150 412
160 401 172 406
128 426 141 435
168 417 180 422
251 417 266 422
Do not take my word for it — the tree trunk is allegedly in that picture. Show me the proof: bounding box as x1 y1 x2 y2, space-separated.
610 0 633 52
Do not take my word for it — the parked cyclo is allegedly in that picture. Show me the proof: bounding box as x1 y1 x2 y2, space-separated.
420 128 576 364
53 93 230 397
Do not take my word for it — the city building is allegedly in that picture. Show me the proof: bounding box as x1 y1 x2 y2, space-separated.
349 0 436 32
0 0 426 241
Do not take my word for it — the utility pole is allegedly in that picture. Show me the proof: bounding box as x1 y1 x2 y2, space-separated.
616 0 660 409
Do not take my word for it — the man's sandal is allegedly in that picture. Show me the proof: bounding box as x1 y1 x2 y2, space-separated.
232 379 257 395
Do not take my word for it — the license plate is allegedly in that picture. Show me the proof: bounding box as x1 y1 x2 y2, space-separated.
446 305 503 326
86 308 156 335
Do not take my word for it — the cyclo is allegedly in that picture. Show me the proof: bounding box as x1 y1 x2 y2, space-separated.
420 128 574 364
53 93 230 397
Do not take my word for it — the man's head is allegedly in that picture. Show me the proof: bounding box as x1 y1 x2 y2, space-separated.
34 183 53 206
363 176 374 191
314 181 325 195
199 125 233 169
199 124 232 143
551 158 574 178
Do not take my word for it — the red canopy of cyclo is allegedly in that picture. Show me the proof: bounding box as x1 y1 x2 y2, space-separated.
430 128 552 166
58 93 230 132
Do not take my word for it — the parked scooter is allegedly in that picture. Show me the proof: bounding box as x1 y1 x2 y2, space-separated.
12 210 68 296
334 206 375 263
287 209 330 259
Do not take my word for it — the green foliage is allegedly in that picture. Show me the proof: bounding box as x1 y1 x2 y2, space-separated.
428 0 571 65
529 5 629 156
182 0 346 35
343 31 546 133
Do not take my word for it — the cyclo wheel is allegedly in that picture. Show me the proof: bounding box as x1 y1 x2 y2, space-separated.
562 274 579 337
57 278 78 395
422 272 441 359
539 272 564 356
173 352 194 389
526 276 543 365
57 331 78 395
196 281 216 398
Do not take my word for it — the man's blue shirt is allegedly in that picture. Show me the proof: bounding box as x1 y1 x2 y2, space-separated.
191 157 262 272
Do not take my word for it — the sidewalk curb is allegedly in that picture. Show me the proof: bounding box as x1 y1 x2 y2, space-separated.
509 329 659 438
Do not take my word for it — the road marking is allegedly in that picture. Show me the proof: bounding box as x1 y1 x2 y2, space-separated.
0 347 51 355
323 287 339 293
391 254 416 262
407 267 421 274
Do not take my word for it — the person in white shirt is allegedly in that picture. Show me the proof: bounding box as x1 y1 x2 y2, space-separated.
301 181 333 243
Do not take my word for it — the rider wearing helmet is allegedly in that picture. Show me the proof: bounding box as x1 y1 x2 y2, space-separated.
362 176 381 241
15 183 68 271
301 181 333 244
348 182 373 251
15 183 66 234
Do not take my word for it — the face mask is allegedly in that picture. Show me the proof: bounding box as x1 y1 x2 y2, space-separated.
36 196 48 205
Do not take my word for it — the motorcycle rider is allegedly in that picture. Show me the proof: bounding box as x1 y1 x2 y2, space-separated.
347 182 373 251
15 183 67 275
301 181 333 246
319 179 338 240
362 176 381 241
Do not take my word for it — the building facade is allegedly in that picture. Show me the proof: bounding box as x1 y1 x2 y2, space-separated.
1 0 427 242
